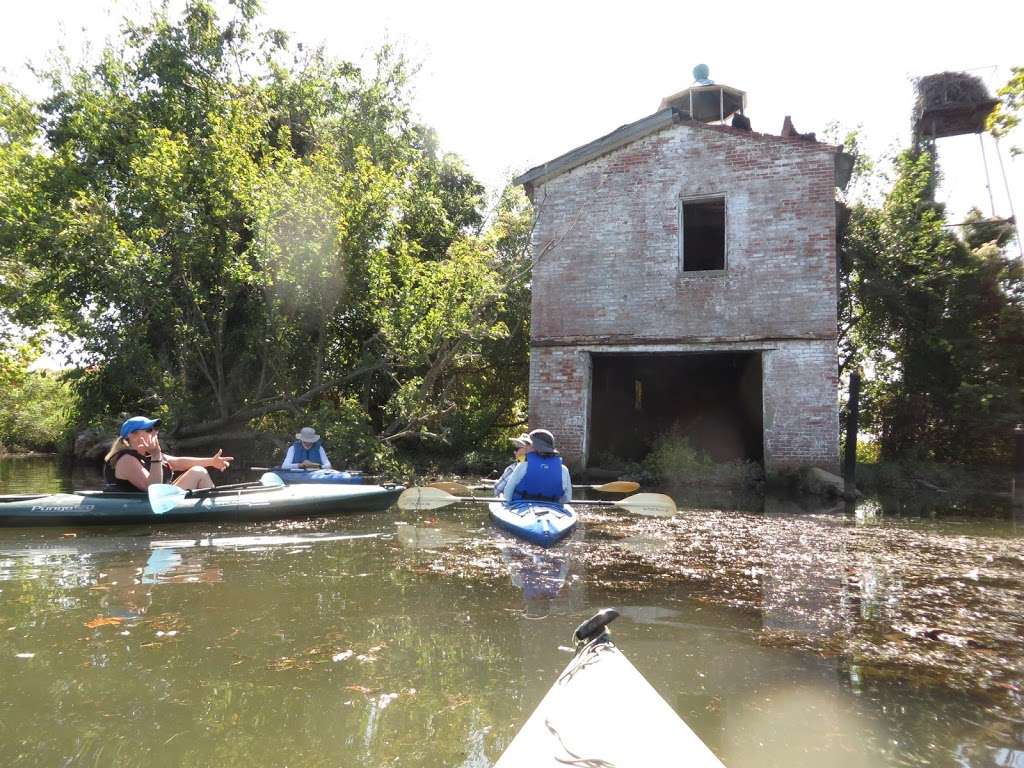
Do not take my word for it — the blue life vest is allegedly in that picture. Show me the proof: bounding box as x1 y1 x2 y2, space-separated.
287 439 323 465
512 452 564 502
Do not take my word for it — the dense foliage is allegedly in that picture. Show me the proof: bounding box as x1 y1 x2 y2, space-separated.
988 66 1024 156
0 1 531 467
0 340 77 453
838 145 1024 464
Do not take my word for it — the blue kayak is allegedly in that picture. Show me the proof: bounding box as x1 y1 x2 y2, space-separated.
488 501 576 547
267 468 364 485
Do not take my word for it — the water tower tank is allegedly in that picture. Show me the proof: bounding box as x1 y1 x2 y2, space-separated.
913 71 999 139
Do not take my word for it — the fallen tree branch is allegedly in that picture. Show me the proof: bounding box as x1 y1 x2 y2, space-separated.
168 430 264 450
173 357 389 439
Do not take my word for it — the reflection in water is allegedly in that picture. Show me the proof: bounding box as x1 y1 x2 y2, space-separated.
2 458 1024 766
0 455 74 494
500 544 572 619
395 520 465 551
760 512 846 637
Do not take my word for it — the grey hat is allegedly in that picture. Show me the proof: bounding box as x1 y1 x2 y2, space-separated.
528 429 558 455
510 433 532 448
295 426 320 443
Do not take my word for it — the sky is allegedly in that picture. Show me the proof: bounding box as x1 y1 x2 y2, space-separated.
1 0 1022 233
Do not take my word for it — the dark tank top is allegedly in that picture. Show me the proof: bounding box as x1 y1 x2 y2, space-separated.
103 449 171 492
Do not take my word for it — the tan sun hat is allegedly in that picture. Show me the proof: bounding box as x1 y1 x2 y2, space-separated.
295 427 320 443
510 433 532 448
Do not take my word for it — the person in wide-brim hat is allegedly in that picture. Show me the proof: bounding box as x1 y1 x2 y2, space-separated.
526 429 558 455
494 433 532 495
282 426 333 471
501 428 572 504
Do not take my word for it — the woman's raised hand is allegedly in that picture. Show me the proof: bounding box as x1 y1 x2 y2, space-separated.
140 430 162 458
209 449 233 471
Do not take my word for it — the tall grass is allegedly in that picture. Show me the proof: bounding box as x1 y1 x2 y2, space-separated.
594 432 763 489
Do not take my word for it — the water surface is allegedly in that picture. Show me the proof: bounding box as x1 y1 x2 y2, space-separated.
1 457 1022 766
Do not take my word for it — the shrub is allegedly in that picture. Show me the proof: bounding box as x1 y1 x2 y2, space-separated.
0 367 77 454
643 432 762 489
252 397 411 477
856 438 882 465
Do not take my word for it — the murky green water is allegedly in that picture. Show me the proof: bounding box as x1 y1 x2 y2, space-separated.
1 457 1022 767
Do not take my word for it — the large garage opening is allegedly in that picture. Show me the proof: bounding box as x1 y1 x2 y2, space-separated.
588 352 763 464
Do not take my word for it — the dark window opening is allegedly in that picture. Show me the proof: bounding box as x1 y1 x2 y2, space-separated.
681 197 725 271
589 352 763 464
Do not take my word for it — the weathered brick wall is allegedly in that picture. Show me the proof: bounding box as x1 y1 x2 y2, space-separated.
530 340 838 473
529 123 838 344
526 122 840 473
528 347 591 468
761 340 838 472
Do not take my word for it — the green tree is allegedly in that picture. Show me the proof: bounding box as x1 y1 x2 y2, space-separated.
0 339 77 453
988 66 1024 156
839 148 1024 463
0 1 530 467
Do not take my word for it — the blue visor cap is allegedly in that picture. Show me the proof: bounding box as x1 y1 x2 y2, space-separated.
119 416 162 438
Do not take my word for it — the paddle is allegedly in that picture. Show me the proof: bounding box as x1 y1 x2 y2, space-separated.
578 480 640 493
399 487 677 517
147 472 285 515
428 481 479 495
440 483 638 495
437 480 641 495
250 466 367 476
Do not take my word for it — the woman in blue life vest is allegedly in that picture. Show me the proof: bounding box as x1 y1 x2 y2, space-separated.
493 433 532 495
282 426 333 470
502 429 572 504
103 416 234 492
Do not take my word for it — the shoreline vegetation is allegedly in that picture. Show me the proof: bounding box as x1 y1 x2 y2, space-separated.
3 427 1021 511
0 3 1020 500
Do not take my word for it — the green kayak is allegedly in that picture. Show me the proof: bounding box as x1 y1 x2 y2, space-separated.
495 609 725 767
0 482 404 526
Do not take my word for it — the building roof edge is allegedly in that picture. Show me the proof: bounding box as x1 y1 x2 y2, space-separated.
514 110 841 192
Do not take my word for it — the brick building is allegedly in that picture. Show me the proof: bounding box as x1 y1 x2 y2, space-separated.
514 74 850 474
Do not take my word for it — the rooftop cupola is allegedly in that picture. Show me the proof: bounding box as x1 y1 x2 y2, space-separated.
659 64 747 124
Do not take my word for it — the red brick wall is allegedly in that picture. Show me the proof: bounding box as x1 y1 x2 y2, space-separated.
526 123 840 473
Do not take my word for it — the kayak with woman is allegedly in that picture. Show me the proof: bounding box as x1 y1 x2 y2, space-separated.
102 416 234 492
